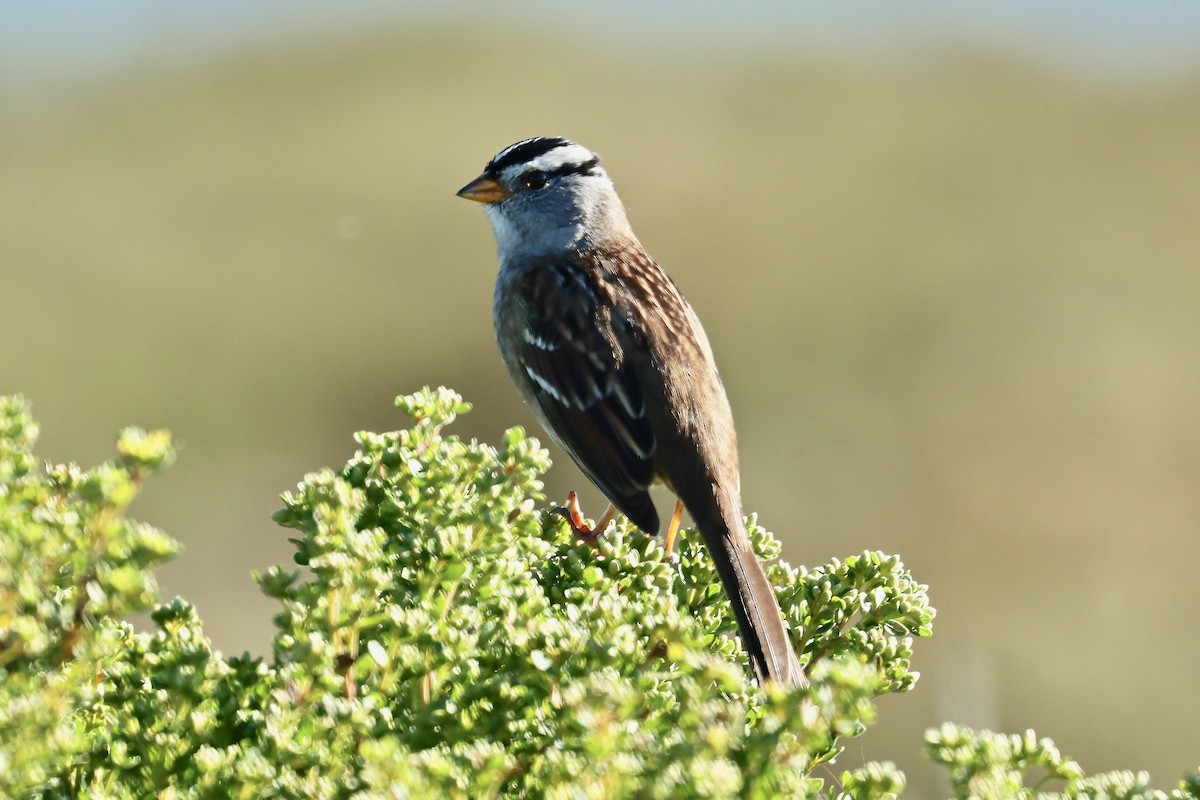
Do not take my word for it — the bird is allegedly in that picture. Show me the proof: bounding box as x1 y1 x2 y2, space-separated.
457 137 805 687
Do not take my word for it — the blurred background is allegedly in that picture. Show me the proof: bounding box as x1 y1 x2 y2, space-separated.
3 1 1199 795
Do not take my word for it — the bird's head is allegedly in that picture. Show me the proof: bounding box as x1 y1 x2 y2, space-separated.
457 137 633 258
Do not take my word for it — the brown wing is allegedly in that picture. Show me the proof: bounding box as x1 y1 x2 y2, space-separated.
511 260 660 533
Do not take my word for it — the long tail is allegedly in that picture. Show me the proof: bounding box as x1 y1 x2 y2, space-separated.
691 497 806 687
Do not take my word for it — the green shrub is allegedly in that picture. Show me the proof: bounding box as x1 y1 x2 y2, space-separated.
1 389 1195 798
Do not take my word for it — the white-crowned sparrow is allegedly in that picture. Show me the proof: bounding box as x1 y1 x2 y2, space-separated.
457 137 805 687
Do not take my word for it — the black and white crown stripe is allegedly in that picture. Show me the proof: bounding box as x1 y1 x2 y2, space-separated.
484 137 602 183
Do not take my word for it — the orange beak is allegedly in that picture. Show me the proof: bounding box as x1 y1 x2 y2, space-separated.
456 174 511 204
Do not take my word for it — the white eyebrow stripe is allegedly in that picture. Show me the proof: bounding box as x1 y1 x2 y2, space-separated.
499 143 597 181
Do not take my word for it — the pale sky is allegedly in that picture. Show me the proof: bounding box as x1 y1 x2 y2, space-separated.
3 0 1200 84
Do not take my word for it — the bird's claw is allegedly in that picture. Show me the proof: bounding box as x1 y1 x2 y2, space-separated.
557 491 606 546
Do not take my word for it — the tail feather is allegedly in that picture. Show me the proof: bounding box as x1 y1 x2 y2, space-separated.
695 509 806 687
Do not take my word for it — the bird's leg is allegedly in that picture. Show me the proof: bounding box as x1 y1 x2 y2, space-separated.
593 502 618 536
663 499 685 554
560 491 616 543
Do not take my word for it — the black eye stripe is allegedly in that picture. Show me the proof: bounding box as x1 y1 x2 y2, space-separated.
513 156 602 192
544 156 601 180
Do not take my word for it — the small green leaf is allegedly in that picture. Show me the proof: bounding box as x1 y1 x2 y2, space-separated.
582 565 604 586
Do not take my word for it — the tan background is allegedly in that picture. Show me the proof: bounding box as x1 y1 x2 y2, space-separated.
3 8 1199 796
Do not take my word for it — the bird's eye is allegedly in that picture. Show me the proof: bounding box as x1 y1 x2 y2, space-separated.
520 170 549 191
